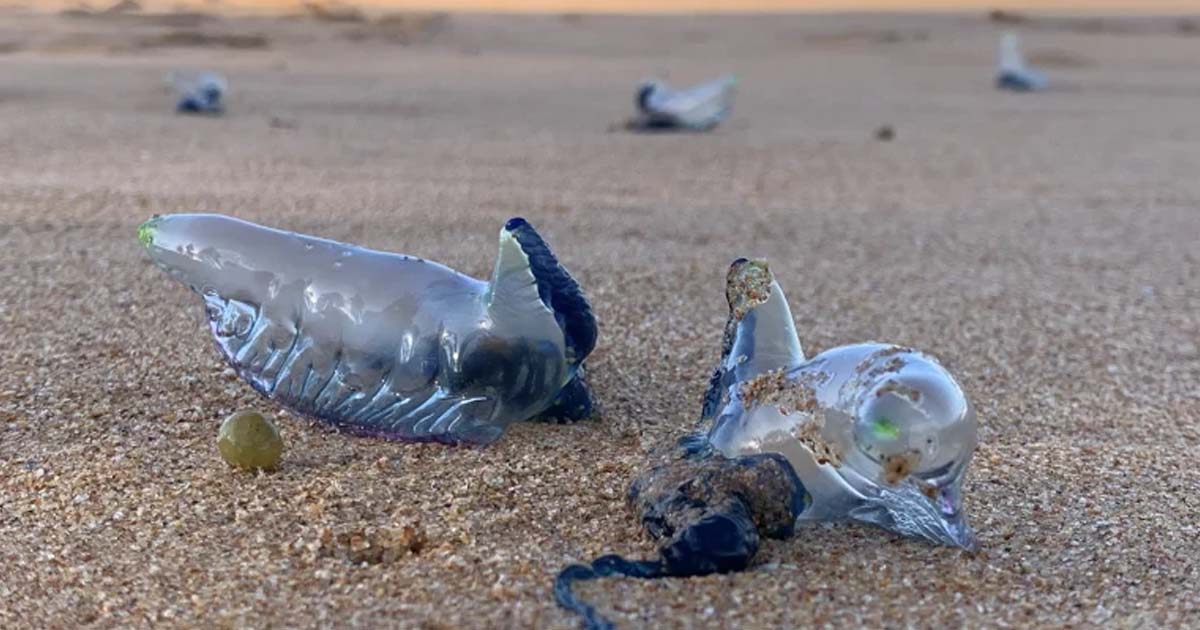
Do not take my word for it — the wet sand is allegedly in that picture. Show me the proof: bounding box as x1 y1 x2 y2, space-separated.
1 9 1198 628
10 2 1200 15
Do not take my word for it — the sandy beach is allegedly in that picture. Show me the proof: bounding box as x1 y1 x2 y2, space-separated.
1 7 1198 628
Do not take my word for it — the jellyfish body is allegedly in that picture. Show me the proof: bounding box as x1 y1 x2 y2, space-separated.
631 75 736 131
996 32 1048 92
139 214 596 445
702 259 978 549
173 71 227 114
554 260 976 630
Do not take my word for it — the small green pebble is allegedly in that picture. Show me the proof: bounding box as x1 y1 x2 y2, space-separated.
218 410 283 471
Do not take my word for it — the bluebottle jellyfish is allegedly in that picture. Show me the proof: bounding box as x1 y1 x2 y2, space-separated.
703 259 977 550
139 214 597 445
995 32 1048 92
627 75 736 131
172 71 228 114
556 259 977 630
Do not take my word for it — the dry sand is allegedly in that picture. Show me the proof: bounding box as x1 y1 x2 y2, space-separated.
1 8 1198 628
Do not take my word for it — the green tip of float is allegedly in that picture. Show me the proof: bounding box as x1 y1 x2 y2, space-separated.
137 216 161 248
871 417 901 441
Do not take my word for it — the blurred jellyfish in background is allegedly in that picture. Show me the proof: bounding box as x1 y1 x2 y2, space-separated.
996 32 1048 92
627 74 736 131
170 71 228 114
